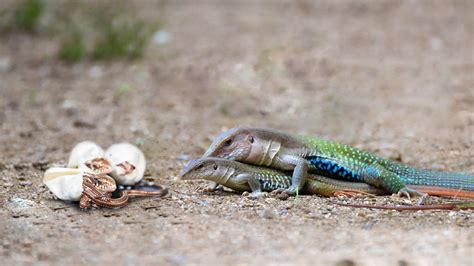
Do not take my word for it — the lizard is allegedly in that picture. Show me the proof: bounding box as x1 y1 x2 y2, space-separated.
180 157 389 198
179 158 474 211
202 127 474 198
79 173 168 210
180 157 474 199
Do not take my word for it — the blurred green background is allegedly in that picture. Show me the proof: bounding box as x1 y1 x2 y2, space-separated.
1 0 160 61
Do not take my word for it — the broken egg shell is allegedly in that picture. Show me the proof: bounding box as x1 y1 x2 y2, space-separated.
43 167 83 201
105 143 146 185
67 141 105 169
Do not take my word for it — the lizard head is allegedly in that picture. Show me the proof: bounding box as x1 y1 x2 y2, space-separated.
84 158 113 175
179 157 236 184
202 127 283 166
115 161 136 176
179 158 220 180
82 173 117 193
202 128 259 161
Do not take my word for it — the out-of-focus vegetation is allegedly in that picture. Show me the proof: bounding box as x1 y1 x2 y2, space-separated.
0 0 160 61
14 0 44 32
58 30 87 62
0 0 43 33
92 19 156 60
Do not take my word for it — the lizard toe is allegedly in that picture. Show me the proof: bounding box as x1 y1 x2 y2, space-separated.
284 185 300 196
416 193 428 205
397 190 411 200
397 186 428 203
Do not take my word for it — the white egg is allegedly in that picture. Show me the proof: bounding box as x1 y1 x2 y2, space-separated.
105 143 146 185
67 141 105 169
43 167 84 201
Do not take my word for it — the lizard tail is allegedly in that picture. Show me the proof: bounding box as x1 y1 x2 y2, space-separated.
394 167 474 191
408 185 474 199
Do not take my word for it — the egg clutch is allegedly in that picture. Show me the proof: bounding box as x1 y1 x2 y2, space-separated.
43 141 166 209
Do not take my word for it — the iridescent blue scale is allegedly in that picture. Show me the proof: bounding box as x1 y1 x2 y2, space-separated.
307 156 363 182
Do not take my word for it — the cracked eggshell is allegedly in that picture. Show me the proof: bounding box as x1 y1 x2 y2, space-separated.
67 141 105 169
105 143 146 185
43 167 83 201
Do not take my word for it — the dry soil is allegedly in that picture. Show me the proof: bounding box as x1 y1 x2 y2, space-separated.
0 1 473 265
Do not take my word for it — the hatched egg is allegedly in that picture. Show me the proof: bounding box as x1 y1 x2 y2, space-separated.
43 167 84 201
68 141 105 168
105 143 146 185
68 141 111 174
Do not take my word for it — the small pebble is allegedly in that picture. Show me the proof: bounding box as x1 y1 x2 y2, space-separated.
73 120 96 129
10 197 35 208
177 154 191 161
335 259 356 266
260 209 274 219
89 66 103 79
0 57 11 72
153 30 172 45
61 100 79 117
19 181 32 186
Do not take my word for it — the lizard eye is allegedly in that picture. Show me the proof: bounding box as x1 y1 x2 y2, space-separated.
213 164 218 170
224 139 233 146
249 136 254 143
196 164 204 169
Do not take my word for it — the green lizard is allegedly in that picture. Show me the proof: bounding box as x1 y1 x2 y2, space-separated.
203 128 474 198
179 157 386 197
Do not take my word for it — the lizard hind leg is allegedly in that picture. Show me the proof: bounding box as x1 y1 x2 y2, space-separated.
362 163 427 201
397 187 428 204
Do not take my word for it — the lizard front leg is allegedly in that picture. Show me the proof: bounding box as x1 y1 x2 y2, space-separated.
79 194 102 210
276 154 308 195
79 195 93 210
200 181 224 193
234 173 266 198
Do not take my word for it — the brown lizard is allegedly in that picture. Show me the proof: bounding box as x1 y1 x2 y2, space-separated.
79 173 168 210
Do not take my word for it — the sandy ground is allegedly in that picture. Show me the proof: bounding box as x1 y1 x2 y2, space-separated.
1 1 473 265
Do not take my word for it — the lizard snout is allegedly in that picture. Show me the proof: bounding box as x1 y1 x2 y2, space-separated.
178 160 198 180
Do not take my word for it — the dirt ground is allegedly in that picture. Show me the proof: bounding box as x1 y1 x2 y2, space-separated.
1 1 473 265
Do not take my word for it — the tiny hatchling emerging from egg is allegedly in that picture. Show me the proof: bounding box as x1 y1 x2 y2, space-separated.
84 157 114 175
105 143 146 185
68 141 113 174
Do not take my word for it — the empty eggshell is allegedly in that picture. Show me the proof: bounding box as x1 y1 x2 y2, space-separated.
43 167 84 201
105 143 146 185
67 141 105 169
